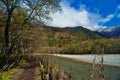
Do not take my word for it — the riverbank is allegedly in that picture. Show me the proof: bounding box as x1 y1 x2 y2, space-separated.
52 54 120 67
48 55 120 80
0 55 74 80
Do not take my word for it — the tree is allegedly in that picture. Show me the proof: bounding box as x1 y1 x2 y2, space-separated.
0 0 60 58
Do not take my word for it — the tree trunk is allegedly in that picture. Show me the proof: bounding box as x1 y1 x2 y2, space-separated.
4 13 11 57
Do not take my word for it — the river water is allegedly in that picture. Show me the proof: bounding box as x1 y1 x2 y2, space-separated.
53 54 120 67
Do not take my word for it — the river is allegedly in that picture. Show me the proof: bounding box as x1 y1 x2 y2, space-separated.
50 54 120 80
53 54 120 67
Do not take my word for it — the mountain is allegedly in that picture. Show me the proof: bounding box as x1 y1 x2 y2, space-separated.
36 25 105 47
97 26 120 37
32 25 120 54
64 26 104 40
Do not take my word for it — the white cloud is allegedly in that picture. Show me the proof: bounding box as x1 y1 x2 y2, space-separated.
100 14 114 23
117 13 120 18
116 5 120 18
46 1 116 30
117 5 120 9
46 2 102 30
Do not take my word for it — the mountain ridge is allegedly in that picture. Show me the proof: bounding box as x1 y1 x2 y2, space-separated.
32 25 120 54
44 26 105 40
97 26 120 37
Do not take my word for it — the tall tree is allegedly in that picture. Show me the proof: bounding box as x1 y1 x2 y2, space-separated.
0 0 60 57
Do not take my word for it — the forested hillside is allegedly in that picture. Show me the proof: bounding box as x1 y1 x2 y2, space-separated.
31 26 120 54
65 26 104 40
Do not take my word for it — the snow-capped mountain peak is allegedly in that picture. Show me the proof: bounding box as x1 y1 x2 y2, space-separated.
97 26 120 37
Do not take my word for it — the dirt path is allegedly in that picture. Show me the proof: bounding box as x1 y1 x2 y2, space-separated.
12 55 74 80
13 56 38 80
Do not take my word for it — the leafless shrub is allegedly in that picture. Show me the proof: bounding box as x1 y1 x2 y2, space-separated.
90 48 106 80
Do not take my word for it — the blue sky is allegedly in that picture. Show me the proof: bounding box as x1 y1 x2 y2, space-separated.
47 0 120 30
